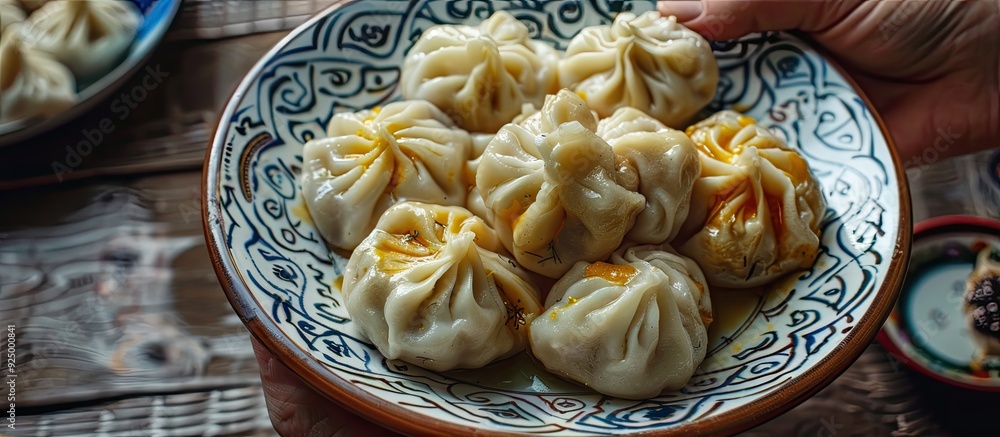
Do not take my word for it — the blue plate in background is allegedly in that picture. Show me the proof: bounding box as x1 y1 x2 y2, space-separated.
0 0 182 147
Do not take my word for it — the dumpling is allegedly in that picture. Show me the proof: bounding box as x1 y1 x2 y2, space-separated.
343 202 544 372
0 26 76 123
21 0 142 79
301 100 471 251
464 133 497 225
511 89 598 135
597 107 701 244
476 90 645 278
401 11 559 133
529 243 712 399
676 110 826 288
0 0 25 33
558 11 718 128
464 89 593 226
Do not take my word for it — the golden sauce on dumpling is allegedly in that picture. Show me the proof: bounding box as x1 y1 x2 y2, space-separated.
301 100 471 251
678 110 826 288
344 202 543 371
584 262 638 285
530 244 712 399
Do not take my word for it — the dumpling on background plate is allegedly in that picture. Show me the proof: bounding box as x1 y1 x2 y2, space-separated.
597 107 701 245
343 202 543 372
0 26 77 123
401 11 560 133
676 110 826 288
301 100 471 251
21 0 142 80
529 243 712 399
559 11 718 128
476 90 645 278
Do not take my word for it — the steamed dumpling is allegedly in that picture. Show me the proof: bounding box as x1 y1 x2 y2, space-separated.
0 0 25 33
476 90 645 278
559 11 718 128
401 11 559 133
0 27 76 123
512 90 598 135
597 107 701 244
676 110 826 288
464 133 497 225
302 100 471 251
21 0 142 79
343 202 543 372
529 243 712 399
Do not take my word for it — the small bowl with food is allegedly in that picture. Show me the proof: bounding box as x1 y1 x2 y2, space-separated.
203 1 911 434
879 215 1000 391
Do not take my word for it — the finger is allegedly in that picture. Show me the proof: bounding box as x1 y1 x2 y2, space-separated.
251 335 398 437
658 0 703 21
659 0 861 41
865 76 991 167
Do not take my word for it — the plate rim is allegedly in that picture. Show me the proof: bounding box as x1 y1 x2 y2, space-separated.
877 214 1000 392
201 3 913 435
0 0 183 147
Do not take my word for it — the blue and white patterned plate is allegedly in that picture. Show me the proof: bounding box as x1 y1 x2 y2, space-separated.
0 0 181 146
203 1 911 434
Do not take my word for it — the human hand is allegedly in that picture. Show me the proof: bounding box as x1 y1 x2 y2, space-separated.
659 0 1000 167
251 336 401 436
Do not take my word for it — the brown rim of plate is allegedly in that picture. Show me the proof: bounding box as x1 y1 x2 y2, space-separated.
201 5 914 435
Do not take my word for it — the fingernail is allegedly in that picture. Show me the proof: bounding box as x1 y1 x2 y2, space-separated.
660 0 704 22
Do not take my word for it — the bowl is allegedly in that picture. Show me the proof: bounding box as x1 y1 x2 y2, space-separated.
0 0 182 147
878 215 1000 391
203 1 912 434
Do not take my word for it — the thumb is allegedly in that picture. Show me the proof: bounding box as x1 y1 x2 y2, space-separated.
658 0 861 41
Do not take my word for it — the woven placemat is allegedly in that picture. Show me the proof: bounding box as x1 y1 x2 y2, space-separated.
168 0 341 40
14 386 273 436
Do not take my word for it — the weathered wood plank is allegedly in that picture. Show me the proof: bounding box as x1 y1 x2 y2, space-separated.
0 173 273 436
0 173 269 436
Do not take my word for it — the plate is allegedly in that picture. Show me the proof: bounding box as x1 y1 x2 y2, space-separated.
0 0 182 147
879 215 1000 391
203 0 912 434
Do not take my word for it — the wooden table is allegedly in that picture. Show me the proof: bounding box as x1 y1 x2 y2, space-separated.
1 1 994 435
